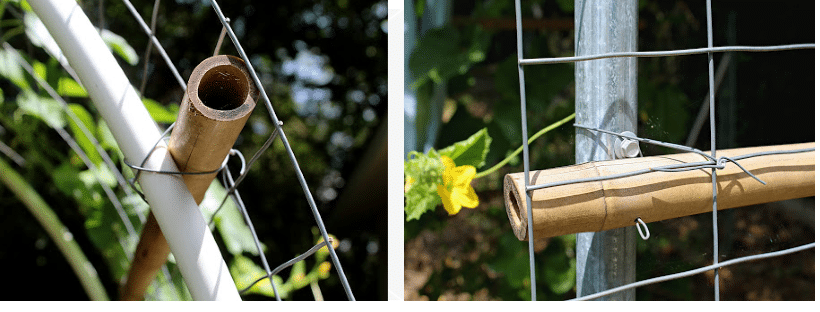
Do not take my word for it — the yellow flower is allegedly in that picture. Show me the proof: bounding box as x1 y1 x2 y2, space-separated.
436 156 479 215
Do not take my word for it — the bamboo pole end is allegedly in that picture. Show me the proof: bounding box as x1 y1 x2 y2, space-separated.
503 173 529 241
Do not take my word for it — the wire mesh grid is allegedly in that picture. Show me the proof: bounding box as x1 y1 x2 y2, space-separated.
512 0 814 301
2 0 357 300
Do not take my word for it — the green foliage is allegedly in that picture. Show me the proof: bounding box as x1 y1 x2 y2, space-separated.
0 49 29 89
638 76 691 145
403 151 443 221
404 128 491 221
16 89 65 128
141 98 179 124
409 25 490 89
201 180 261 256
3 0 387 300
100 29 139 66
58 77 87 97
436 128 491 169
229 231 334 299
66 104 102 165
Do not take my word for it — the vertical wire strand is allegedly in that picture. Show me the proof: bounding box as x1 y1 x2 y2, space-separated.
221 168 282 300
138 0 162 96
206 0 355 300
705 0 720 301
513 0 537 301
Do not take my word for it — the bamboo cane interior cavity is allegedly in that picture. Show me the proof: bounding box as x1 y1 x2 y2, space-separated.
197 64 250 111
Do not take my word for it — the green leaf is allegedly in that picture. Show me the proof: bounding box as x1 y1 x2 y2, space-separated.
436 128 492 169
409 26 460 86
542 242 575 294
58 77 88 97
200 180 261 256
142 98 179 124
404 151 444 221
100 29 138 65
66 104 102 165
78 166 116 189
0 49 30 90
409 25 491 90
32 60 47 81
16 90 65 128
96 119 120 153
230 254 286 298
487 233 530 289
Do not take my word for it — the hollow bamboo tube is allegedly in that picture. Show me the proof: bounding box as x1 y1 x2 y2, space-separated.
121 55 258 300
504 142 814 241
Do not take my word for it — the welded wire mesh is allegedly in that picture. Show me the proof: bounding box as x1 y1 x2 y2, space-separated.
4 0 356 300
512 0 814 301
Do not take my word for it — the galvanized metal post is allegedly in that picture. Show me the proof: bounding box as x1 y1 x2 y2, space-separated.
574 0 638 300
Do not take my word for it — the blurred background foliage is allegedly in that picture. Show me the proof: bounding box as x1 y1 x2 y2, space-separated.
404 0 813 300
0 0 385 300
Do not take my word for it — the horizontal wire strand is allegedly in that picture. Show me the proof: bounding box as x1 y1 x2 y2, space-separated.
520 44 814 65
571 242 815 301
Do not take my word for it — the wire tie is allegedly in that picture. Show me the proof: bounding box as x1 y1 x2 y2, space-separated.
635 217 650 240
716 156 766 185
238 239 332 294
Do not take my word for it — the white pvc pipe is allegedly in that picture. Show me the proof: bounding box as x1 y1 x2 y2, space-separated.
28 0 240 301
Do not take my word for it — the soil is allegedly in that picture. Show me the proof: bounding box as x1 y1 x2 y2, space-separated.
405 193 814 301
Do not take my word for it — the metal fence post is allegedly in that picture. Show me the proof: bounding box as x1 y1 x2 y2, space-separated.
574 0 638 300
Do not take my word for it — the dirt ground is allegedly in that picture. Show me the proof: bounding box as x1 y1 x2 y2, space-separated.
405 195 814 301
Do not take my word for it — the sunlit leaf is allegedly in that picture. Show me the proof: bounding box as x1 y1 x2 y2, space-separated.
58 77 88 97
404 151 443 221
435 128 491 169
201 180 261 256
0 49 30 90
100 29 138 66
142 98 179 124
16 90 65 128
230 254 286 298
67 104 102 165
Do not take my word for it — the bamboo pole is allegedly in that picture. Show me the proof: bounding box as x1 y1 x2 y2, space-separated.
31 0 242 300
121 55 258 300
504 142 815 241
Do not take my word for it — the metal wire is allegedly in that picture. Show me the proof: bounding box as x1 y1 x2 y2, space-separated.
120 0 186 91
512 0 537 301
238 240 332 294
207 0 356 300
705 0 720 300
511 0 815 301
570 242 815 301
634 218 649 241
219 161 282 300
519 44 814 65
5 42 140 243
138 0 162 96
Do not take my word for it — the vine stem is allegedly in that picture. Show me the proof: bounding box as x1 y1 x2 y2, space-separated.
0 157 109 300
474 113 575 179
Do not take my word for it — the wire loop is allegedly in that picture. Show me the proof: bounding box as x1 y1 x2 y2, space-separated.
635 217 650 240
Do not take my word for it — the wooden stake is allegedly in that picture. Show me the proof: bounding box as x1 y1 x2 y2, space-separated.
504 142 814 241
121 55 258 300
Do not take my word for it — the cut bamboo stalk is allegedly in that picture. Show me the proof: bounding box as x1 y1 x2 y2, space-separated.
121 55 258 300
504 142 814 241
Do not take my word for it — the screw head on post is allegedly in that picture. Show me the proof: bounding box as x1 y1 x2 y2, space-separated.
614 131 641 159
